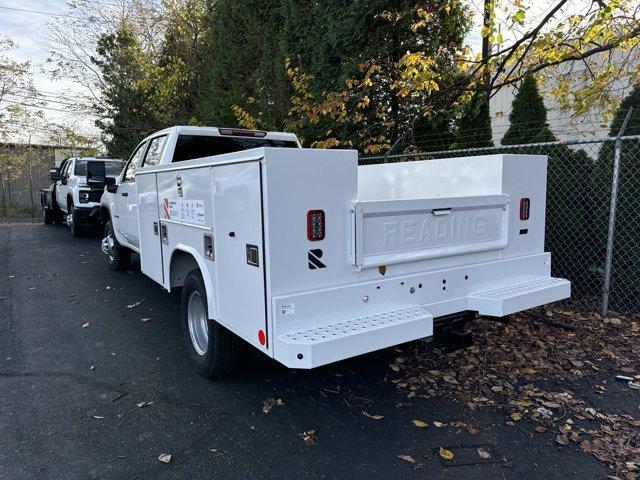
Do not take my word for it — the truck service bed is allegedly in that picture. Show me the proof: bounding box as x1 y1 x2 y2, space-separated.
135 148 570 369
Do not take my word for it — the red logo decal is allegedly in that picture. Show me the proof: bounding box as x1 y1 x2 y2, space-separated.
162 198 170 219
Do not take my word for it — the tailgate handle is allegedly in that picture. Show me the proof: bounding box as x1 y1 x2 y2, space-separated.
431 208 452 216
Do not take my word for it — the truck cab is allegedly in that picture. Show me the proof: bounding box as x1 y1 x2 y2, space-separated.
100 126 300 269
41 157 124 235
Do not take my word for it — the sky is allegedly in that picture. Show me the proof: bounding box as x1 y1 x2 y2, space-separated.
0 0 573 145
1 0 101 142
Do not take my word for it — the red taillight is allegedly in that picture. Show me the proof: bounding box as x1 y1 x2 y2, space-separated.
520 198 530 220
218 128 267 138
307 210 325 241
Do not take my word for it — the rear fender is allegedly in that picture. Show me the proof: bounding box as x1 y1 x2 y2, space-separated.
167 245 217 320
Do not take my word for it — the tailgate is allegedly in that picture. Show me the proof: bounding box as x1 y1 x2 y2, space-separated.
352 195 509 269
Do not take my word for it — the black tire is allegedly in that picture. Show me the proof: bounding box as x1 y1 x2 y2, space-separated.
181 269 245 377
68 202 82 237
43 207 54 225
103 219 131 271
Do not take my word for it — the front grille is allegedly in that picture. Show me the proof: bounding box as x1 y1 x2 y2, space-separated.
89 190 103 202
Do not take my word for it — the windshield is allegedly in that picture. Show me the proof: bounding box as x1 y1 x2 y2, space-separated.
172 135 299 162
74 160 125 177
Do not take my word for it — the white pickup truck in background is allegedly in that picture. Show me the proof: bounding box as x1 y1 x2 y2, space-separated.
40 157 124 236
98 125 570 378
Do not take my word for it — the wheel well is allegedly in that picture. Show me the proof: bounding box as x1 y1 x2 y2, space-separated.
169 250 199 288
100 206 110 227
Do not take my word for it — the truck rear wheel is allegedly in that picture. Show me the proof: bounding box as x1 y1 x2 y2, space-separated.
43 207 54 225
67 203 82 237
181 269 245 377
102 219 131 271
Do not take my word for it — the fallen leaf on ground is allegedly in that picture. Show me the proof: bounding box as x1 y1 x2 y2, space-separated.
556 434 569 445
262 398 283 413
137 401 154 408
411 419 428 428
433 421 444 427
299 430 316 445
141 317 151 322
439 447 454 460
467 424 479 434
397 455 415 463
158 453 171 463
511 412 522 421
362 411 384 420
82 322 90 328
476 448 491 459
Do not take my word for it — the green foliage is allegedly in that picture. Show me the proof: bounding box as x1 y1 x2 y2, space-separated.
454 91 494 149
501 74 555 146
195 0 471 150
591 83 640 308
92 25 164 158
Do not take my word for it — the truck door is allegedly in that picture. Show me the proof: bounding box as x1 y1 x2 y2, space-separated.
116 141 147 247
136 135 168 284
56 159 71 211
213 162 267 350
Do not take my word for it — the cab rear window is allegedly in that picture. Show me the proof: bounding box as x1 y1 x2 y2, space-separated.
172 135 298 163
74 160 125 176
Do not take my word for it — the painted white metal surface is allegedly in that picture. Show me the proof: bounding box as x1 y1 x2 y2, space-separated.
353 195 509 269
276 305 433 368
468 276 571 317
137 172 163 284
132 147 570 369
212 162 268 350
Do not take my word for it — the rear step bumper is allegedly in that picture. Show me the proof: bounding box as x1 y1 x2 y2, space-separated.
276 306 433 369
468 277 570 317
273 274 570 369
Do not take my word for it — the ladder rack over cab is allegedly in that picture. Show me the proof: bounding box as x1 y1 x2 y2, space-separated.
135 150 569 373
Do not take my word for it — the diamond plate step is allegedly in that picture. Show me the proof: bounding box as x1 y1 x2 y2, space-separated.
468 276 570 317
275 306 433 368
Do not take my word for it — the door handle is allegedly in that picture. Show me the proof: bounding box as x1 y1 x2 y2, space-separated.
121 192 128 196
432 208 452 216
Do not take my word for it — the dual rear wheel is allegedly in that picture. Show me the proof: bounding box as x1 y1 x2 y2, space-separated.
181 269 245 377
103 217 246 377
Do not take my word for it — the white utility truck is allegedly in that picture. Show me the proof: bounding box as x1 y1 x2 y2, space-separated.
102 125 570 377
41 157 124 235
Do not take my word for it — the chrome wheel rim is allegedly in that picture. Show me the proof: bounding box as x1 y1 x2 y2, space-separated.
187 291 208 356
101 226 115 261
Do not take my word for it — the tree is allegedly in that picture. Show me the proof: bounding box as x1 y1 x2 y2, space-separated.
454 90 494 149
92 25 163 158
501 74 554 145
231 0 472 152
0 36 37 130
591 82 640 309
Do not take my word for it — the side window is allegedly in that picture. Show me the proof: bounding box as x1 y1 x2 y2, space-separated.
123 142 148 183
143 136 168 167
63 160 73 178
57 160 68 180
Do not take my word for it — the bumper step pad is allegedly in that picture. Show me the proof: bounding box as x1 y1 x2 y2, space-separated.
276 306 433 368
468 276 570 317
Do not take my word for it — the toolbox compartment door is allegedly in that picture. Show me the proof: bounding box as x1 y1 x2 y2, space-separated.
213 162 268 349
352 195 509 269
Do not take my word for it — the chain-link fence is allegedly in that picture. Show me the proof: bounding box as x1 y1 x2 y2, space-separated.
360 135 640 317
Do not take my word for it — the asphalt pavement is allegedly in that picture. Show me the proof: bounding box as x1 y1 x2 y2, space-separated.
0 223 607 479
